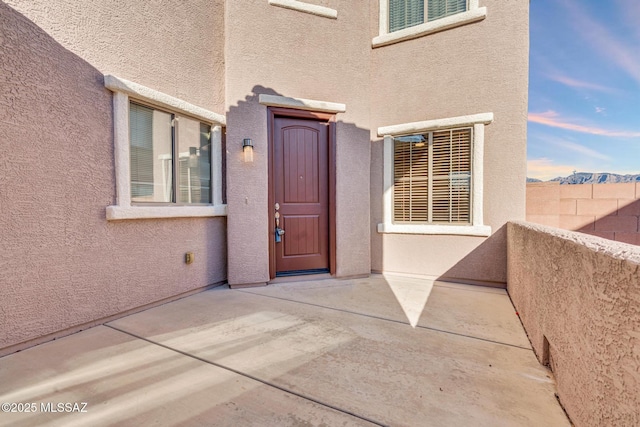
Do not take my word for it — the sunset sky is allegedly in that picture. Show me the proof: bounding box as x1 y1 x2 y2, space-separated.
527 0 640 180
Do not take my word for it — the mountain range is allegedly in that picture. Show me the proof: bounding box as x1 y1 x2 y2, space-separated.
527 172 640 184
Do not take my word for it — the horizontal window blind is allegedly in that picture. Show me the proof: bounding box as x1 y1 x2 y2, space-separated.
427 0 467 22
389 0 424 32
129 101 212 205
129 103 154 198
393 128 471 224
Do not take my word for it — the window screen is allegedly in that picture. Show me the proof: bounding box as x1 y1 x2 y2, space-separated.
427 0 467 22
388 0 468 32
389 0 424 32
129 102 212 204
393 128 471 224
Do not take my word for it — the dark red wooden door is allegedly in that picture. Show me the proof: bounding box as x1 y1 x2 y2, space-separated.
274 118 329 273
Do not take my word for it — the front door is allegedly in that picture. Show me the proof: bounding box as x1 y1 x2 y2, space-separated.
272 117 329 275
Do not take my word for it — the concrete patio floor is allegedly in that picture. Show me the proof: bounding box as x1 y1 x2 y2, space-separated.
0 274 570 426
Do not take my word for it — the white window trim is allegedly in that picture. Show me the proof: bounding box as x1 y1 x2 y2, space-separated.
258 94 346 113
377 113 493 236
268 0 337 19
374 0 486 48
104 75 227 221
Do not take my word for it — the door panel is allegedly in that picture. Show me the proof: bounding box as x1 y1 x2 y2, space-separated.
274 118 329 273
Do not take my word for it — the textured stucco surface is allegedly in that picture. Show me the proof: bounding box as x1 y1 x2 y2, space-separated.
507 221 640 426
225 0 372 284
0 3 227 354
370 0 529 284
4 0 225 113
1 0 530 350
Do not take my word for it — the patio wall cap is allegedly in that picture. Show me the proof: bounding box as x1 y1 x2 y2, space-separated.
509 221 640 264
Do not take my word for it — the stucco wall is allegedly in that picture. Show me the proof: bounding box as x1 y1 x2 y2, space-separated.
4 0 225 113
0 2 227 355
527 181 640 245
507 221 640 426
370 0 529 284
224 0 372 285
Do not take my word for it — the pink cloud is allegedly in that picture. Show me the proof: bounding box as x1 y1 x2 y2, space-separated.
528 111 640 138
527 158 576 181
563 0 640 86
616 0 640 42
546 74 618 94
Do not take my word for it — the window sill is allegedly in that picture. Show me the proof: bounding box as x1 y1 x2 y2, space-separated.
268 0 337 19
372 7 487 48
377 223 491 237
106 204 227 221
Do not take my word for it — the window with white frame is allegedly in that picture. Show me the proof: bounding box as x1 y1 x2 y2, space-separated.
389 0 467 32
393 128 471 224
374 0 486 48
377 113 492 236
129 102 212 205
104 75 226 220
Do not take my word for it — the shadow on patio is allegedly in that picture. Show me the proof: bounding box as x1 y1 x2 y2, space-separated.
0 274 569 426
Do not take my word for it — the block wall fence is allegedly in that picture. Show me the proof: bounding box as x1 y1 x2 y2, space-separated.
526 182 640 245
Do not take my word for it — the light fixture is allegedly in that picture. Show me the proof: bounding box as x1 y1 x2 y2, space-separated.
242 138 254 163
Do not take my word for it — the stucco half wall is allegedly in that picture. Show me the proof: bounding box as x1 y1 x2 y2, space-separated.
507 221 640 426
0 2 227 355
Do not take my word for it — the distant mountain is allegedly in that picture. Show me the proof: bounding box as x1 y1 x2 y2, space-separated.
527 172 640 184
551 172 640 185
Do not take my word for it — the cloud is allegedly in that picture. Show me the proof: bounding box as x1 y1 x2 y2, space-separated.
528 110 640 138
540 135 612 161
595 107 606 114
527 158 576 181
547 74 618 94
616 0 640 42
563 0 640 86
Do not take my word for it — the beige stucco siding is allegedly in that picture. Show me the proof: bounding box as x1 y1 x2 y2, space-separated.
224 0 372 285
508 221 640 426
4 0 225 113
370 0 529 284
0 2 227 354
1 0 530 353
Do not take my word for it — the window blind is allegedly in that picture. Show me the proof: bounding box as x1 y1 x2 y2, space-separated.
389 0 425 32
129 103 154 198
393 128 471 224
130 103 173 203
427 0 467 22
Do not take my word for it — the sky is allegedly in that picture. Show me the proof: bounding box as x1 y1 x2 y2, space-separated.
527 0 640 180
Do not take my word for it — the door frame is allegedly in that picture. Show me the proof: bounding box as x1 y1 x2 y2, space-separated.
267 107 336 280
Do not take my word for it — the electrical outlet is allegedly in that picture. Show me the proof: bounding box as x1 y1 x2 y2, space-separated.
185 252 194 264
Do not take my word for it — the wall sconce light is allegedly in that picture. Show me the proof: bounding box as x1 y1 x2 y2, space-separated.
242 138 254 163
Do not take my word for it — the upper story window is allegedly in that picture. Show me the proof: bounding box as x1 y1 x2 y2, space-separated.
389 0 467 33
374 0 486 48
104 75 226 220
130 102 212 205
377 113 493 236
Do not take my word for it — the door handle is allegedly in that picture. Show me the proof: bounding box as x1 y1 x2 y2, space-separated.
275 204 284 242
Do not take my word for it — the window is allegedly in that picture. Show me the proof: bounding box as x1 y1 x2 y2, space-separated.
393 128 471 224
104 75 226 220
374 0 486 48
377 113 492 236
389 0 467 32
129 102 212 205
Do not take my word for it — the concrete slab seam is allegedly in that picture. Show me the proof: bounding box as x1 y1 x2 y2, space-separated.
103 324 387 427
237 290 533 351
